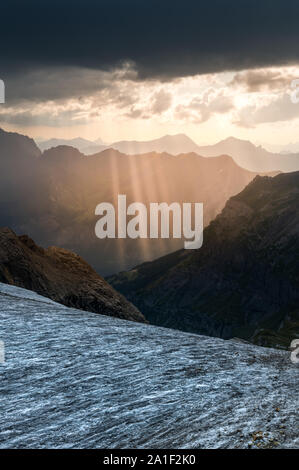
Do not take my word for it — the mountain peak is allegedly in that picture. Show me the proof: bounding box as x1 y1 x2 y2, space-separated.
220 136 257 147
0 127 41 161
42 145 84 159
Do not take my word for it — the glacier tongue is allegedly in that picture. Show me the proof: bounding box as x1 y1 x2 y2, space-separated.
0 282 298 449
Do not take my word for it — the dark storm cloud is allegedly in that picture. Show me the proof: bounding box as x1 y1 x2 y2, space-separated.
0 109 87 127
1 0 299 83
2 67 135 104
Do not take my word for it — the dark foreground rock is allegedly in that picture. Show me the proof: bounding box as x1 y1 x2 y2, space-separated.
0 283 297 449
0 227 145 323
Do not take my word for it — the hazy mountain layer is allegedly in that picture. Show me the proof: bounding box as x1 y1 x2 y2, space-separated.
109 133 199 155
108 172 299 349
37 133 198 155
0 282 297 448
38 137 106 154
0 128 275 275
197 137 299 173
113 135 299 173
38 133 299 172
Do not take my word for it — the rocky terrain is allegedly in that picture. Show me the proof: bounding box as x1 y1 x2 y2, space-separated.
0 228 145 323
0 282 297 449
109 172 299 349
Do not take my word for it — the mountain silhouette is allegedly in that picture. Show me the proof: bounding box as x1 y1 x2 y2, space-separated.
38 132 299 172
110 134 199 155
197 137 299 173
38 137 106 154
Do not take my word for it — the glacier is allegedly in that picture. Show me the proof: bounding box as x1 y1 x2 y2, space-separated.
0 282 298 449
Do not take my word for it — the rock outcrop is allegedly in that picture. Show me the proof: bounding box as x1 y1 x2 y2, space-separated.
0 227 145 323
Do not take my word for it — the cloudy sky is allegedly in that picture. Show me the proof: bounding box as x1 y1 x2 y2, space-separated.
1 0 299 147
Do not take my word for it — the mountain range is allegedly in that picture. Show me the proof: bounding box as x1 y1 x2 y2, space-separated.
37 136 106 155
37 133 299 173
0 127 276 275
196 137 299 173
108 172 299 349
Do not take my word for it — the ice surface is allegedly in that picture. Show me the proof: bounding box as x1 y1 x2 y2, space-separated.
0 283 63 306
0 282 298 449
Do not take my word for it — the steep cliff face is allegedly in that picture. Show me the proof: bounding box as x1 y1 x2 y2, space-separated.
0 128 41 161
0 228 145 323
108 172 299 348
